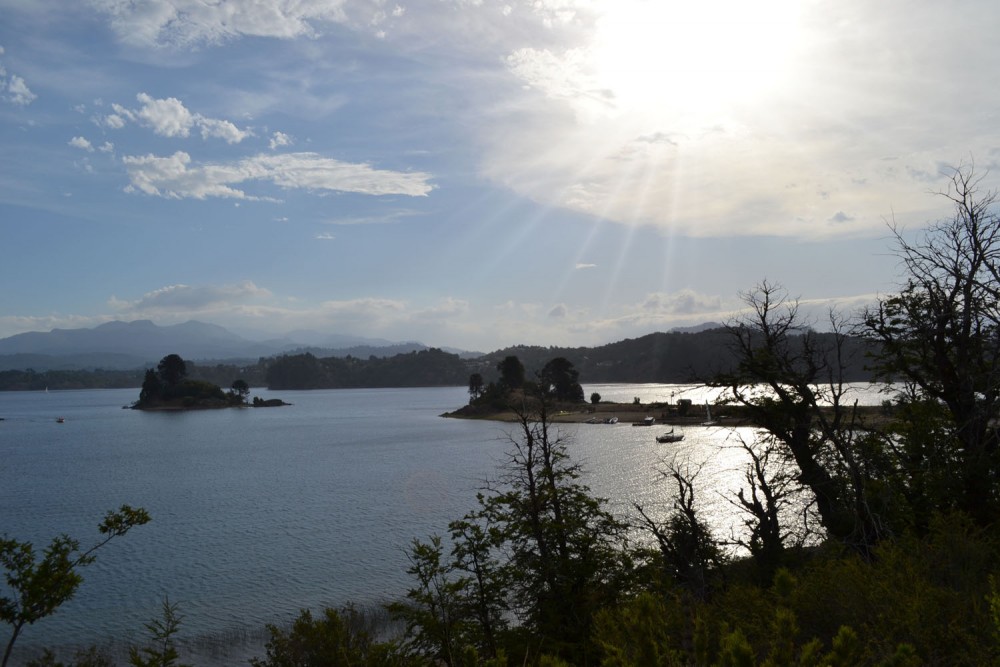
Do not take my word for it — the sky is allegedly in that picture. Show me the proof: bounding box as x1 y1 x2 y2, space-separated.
2 0 999 352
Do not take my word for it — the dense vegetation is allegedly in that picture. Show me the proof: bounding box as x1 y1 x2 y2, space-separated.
263 348 471 389
0 331 877 392
132 354 251 410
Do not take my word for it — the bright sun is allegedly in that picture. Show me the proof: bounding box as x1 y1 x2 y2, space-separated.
592 0 804 121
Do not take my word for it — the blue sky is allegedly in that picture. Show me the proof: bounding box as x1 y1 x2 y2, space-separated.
1 0 998 352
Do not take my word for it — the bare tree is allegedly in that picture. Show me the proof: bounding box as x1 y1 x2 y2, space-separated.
863 162 1000 526
713 281 886 556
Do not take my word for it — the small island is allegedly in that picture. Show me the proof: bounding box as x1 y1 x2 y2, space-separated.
132 353 288 410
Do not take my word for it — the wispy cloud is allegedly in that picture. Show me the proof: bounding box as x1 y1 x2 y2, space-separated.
108 281 271 312
90 0 400 47
323 209 424 225
122 151 434 200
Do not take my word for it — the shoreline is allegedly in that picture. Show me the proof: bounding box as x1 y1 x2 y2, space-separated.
443 400 892 428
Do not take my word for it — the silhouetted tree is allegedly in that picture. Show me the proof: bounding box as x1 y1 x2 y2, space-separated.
156 354 187 387
139 369 162 404
496 356 525 391
468 373 484 402
230 379 250 404
863 163 1000 527
537 357 584 401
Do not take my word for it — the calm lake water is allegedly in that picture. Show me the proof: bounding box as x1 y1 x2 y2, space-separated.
0 383 885 664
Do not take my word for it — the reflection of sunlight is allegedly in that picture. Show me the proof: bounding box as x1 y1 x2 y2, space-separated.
592 0 804 122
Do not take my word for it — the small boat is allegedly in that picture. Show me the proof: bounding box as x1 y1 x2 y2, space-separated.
605 416 619 424
702 403 718 426
56 417 65 423
656 429 683 443
632 416 655 426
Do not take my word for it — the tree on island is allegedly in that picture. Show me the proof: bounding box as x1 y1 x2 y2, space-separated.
135 354 240 409
468 373 484 401
230 379 250 405
496 355 525 391
537 356 584 401
156 354 187 387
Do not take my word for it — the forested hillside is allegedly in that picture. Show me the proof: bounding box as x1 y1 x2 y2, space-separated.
0 328 879 391
263 348 470 389
469 328 877 384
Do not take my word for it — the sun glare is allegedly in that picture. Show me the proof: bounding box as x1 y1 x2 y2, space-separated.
592 0 803 121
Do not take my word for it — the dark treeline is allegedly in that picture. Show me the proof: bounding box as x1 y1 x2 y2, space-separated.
0 330 877 392
469 328 877 386
263 348 470 389
0 361 264 392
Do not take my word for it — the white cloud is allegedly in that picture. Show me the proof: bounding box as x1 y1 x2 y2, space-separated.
639 290 723 316
91 0 359 47
414 298 470 320
102 113 127 129
316 232 335 240
109 281 271 312
69 136 94 151
106 93 251 143
3 73 36 105
122 151 435 199
269 131 292 150
575 263 596 270
197 116 252 144
135 92 194 137
99 141 115 153
122 152 252 199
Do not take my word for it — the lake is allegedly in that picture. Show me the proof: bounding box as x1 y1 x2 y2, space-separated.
0 383 884 664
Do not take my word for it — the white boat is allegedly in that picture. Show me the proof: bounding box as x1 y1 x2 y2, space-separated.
632 416 655 426
656 429 683 443
605 416 619 424
702 403 718 426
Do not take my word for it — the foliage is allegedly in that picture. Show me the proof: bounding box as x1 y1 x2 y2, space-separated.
496 356 525 391
862 164 1000 527
265 349 469 390
134 355 244 408
229 379 250 405
592 514 1000 665
0 506 151 667
633 465 723 600
250 606 406 667
398 392 632 664
24 646 115 667
156 354 187 387
468 373 485 402
590 392 601 404
128 597 190 667
536 357 584 401
712 281 885 557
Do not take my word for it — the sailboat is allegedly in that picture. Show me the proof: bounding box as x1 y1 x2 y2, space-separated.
702 403 718 426
656 428 684 443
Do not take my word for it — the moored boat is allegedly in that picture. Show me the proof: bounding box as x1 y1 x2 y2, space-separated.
656 428 683 443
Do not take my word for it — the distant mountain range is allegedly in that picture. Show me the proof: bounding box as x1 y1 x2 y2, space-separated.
0 320 479 371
